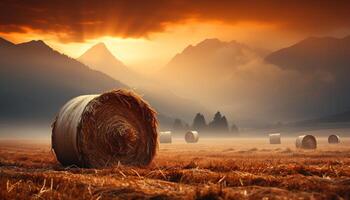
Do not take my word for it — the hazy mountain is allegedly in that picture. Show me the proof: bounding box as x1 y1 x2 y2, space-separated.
156 37 350 125
161 38 265 83
79 42 208 124
157 38 274 123
0 37 126 121
266 36 350 74
0 37 14 47
78 43 139 85
265 35 350 119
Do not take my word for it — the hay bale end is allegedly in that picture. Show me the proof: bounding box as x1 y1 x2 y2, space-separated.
51 89 158 168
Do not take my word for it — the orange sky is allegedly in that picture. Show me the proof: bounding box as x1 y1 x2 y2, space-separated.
1 0 350 72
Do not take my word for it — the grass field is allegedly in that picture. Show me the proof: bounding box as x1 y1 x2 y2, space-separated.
1 137 350 199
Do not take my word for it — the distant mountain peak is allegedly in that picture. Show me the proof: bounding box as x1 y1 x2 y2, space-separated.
0 37 14 47
265 35 350 72
195 38 224 48
81 42 119 61
17 40 52 51
90 42 108 51
25 40 47 46
200 38 222 44
78 42 130 80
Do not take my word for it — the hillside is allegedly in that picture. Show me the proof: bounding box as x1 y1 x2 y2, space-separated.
78 43 139 86
161 38 265 83
265 35 350 120
0 38 126 121
266 36 350 74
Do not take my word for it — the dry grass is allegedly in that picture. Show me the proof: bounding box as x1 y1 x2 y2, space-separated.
1 137 350 199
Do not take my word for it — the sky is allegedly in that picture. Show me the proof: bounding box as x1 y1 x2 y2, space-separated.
1 0 350 72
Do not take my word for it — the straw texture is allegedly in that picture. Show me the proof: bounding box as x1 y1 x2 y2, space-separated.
52 89 158 168
328 134 340 144
185 131 199 143
295 135 317 149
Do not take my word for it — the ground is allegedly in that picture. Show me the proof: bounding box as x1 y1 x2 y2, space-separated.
0 137 350 200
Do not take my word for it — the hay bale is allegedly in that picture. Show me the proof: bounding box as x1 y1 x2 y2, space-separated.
269 133 281 144
295 135 317 149
51 89 158 168
185 131 199 143
159 131 172 143
328 134 340 144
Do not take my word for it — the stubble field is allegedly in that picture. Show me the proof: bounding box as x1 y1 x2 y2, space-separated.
1 137 350 200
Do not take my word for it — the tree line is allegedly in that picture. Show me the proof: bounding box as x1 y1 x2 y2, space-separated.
172 111 239 135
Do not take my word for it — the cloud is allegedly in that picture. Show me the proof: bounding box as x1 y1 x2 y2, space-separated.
1 0 350 42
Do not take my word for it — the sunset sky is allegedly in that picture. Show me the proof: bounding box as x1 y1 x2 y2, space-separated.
1 0 350 71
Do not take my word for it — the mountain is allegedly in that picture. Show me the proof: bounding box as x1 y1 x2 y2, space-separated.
156 38 272 122
156 37 350 125
265 35 350 119
161 38 265 82
79 42 208 124
78 43 141 86
265 36 350 74
0 37 14 47
0 37 126 121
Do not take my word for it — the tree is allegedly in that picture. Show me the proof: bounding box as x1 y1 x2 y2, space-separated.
231 124 239 134
220 116 229 132
192 113 207 132
172 118 184 131
213 112 222 123
209 111 229 133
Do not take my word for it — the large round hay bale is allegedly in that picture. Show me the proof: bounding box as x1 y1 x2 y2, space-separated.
51 89 158 168
295 135 317 149
328 134 340 144
185 131 199 143
159 131 172 143
269 133 281 144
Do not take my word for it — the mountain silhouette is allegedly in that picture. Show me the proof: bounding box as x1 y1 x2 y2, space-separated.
265 35 350 119
78 42 141 86
159 38 267 91
156 37 350 125
79 42 208 124
156 38 269 121
0 37 14 47
0 37 126 121
266 36 350 74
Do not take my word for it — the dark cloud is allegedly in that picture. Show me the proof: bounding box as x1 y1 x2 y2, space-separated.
1 0 350 42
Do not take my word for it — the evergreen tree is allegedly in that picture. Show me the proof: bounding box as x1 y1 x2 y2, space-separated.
209 111 229 133
231 123 239 133
192 113 207 131
213 112 222 122
172 118 184 131
220 116 229 132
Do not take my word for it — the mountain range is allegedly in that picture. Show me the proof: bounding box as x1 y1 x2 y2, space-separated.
78 43 142 86
157 36 350 125
160 38 266 84
0 37 206 128
0 38 125 121
266 36 350 74
78 42 207 124
265 36 350 119
1 35 350 129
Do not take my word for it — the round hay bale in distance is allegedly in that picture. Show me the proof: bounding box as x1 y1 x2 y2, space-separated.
159 131 172 143
51 89 158 168
328 134 340 144
269 133 281 144
295 135 317 149
185 131 199 143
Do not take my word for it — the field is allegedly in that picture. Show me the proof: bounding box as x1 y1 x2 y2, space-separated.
1 136 350 200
